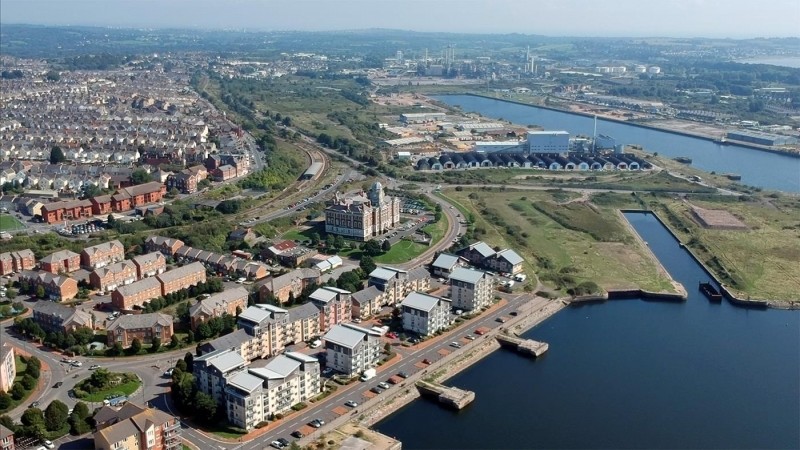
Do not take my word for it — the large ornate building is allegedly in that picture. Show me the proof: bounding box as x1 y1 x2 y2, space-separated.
324 182 400 241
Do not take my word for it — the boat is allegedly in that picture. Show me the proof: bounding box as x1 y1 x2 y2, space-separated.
673 156 693 164
715 136 731 146
699 282 722 301
723 173 742 180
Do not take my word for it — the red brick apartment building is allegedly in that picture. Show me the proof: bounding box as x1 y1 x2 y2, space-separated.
144 236 185 257
110 181 166 213
90 195 113 215
41 199 93 224
19 270 79 301
156 262 206 296
40 250 81 274
93 403 181 450
106 313 174 348
131 252 167 278
0 249 35 275
81 240 125 269
111 277 162 310
90 261 138 293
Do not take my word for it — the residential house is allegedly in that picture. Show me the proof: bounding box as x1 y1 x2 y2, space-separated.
131 252 167 279
212 165 237 181
257 268 321 303
486 249 525 275
31 301 92 333
0 424 13 450
90 260 138 293
227 228 257 246
81 240 125 269
111 182 166 213
323 323 382 377
400 292 451 337
0 249 35 275
93 402 181 450
156 262 206 296
19 270 79 301
111 277 162 310
225 352 320 431
106 313 174 348
40 199 93 224
0 343 15 393
458 241 497 266
166 170 199 194
40 250 80 274
448 267 493 311
189 287 248 330
144 236 184 257
90 195 113 216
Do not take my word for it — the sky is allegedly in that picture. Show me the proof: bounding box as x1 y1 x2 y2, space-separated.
1 0 799 38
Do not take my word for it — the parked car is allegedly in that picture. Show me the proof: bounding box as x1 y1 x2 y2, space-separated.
378 381 390 389
309 418 325 428
53 382 63 388
277 438 289 447
270 441 284 449
371 386 385 394
89 364 101 370
29 401 39 408
43 441 55 450
397 371 409 379
345 400 358 408
450 342 461 348
291 430 305 438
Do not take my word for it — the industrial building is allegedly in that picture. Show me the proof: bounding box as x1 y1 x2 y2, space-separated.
527 131 570 153
725 130 798 146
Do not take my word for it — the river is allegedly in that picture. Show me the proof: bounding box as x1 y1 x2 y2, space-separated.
375 212 800 449
432 94 800 193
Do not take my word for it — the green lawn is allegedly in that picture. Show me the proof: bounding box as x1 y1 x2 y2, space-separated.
0 214 24 232
74 374 141 402
374 239 428 264
204 422 247 439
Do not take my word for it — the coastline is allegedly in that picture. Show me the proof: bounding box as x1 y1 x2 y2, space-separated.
439 92 800 160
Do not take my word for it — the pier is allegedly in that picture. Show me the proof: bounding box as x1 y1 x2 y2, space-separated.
496 333 549 357
415 380 475 409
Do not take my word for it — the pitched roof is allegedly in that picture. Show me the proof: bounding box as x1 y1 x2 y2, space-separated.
467 241 496 258
189 287 248 318
114 276 160 297
32 301 76 320
156 261 205 284
40 249 79 263
205 328 251 352
407 266 430 281
495 248 524 265
238 305 272 325
432 253 460 270
82 240 124 256
323 324 366 349
132 252 165 267
401 292 447 312
290 302 320 321
206 349 246 373
449 267 487 285
351 285 383 305
227 371 263 393
309 287 339 303
107 313 173 332
369 267 398 281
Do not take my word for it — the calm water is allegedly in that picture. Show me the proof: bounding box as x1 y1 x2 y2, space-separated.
433 94 800 193
376 213 800 449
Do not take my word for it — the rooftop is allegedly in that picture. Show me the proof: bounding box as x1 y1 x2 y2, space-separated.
324 324 366 349
401 291 447 312
449 267 487 285
107 312 172 331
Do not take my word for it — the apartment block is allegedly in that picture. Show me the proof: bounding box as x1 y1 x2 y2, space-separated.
189 287 248 330
156 262 206 296
257 268 321 303
32 301 92 333
40 199 92 224
40 250 80 274
0 249 35 275
400 292 451 337
131 252 167 279
193 349 248 405
81 240 125 269
19 270 79 301
90 260 138 294
144 236 185 257
106 313 174 348
323 323 382 377
308 286 352 332
367 266 431 309
111 277 162 311
93 402 181 450
0 343 15 393
448 267 493 311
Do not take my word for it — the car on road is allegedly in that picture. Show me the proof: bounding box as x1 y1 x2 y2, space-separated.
345 400 358 408
29 401 39 408
291 430 305 438
70 361 83 367
43 441 55 449
309 418 325 428
53 382 63 388
163 368 174 377
465 335 476 340
276 438 289 447
450 342 461 348
89 364 101 370
397 371 409 379
377 381 390 389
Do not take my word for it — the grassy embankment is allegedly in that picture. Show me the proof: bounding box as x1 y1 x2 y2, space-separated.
442 188 676 294
652 195 800 302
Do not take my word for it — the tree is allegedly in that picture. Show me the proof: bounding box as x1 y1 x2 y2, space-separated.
382 240 392 252
186 330 195 344
130 168 152 185
21 408 44 427
359 255 376 276
196 323 212 340
45 70 60 82
44 400 69 431
130 338 142 354
325 234 336 250
11 383 25 400
333 235 345 250
21 374 36 390
0 415 15 432
69 402 91 435
0 392 11 410
170 334 180 348
111 342 124 356
36 285 46 299
49 146 66 164
363 240 382 257
184 352 194 372
150 337 161 353
175 359 187 373
26 357 40 379
193 392 217 424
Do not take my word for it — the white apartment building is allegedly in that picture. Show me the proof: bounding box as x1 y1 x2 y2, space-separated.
400 292 451 337
323 324 382 377
225 352 320 430
193 349 248 405
449 267 493 311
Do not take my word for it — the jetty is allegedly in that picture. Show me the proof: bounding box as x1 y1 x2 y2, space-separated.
415 380 475 409
496 333 549 357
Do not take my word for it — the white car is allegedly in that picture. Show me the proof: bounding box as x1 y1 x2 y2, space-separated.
43 441 55 450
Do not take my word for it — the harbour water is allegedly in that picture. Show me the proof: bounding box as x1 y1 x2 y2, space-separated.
433 94 800 193
376 212 800 449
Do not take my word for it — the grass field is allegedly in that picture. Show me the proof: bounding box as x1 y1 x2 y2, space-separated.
75 373 141 402
657 196 800 302
442 188 676 294
0 214 24 232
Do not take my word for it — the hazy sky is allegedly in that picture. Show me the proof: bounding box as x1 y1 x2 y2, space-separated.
1 0 799 38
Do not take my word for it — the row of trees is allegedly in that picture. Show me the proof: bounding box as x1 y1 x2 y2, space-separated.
170 353 218 425
0 399 93 441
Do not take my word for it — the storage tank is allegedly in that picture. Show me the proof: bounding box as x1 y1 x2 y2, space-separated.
647 66 661 74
